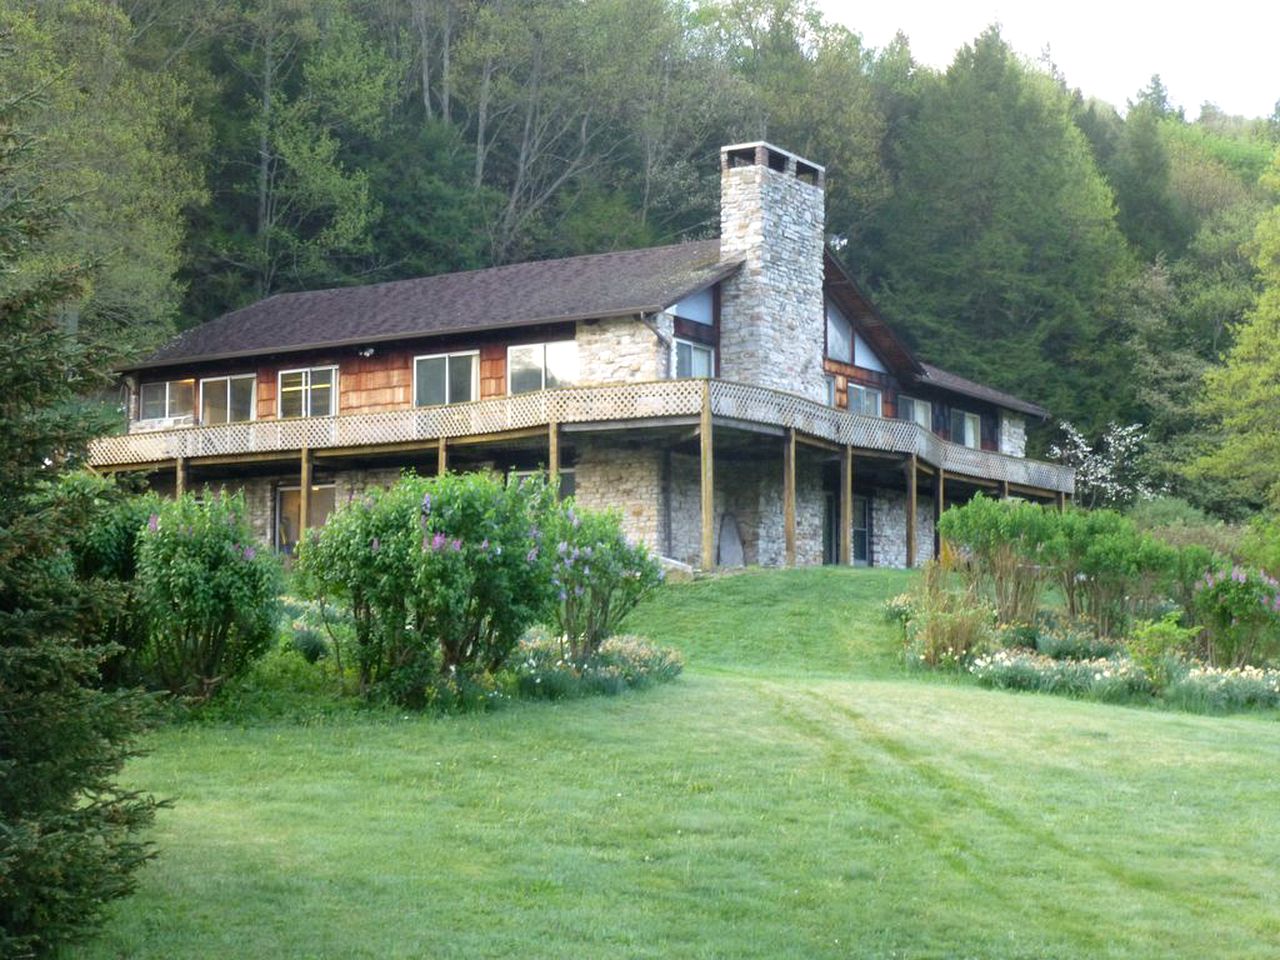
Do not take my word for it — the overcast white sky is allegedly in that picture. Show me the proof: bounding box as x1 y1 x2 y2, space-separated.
816 0 1279 119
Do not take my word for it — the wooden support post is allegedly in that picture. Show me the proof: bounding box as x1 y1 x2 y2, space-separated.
934 467 946 560
1056 490 1067 512
999 479 1010 500
784 428 797 567
905 453 918 569
437 437 448 475
700 381 715 570
175 456 186 498
839 444 853 566
548 420 559 490
299 445 313 531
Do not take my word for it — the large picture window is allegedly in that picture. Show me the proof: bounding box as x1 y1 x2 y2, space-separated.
275 484 336 556
278 366 337 418
139 379 195 422
200 374 255 425
674 339 714 378
414 351 477 407
508 341 578 394
950 409 981 448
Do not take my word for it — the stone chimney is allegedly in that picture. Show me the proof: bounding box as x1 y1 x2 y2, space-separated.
718 142 826 403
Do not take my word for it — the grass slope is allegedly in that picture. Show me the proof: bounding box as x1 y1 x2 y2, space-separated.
81 569 1280 959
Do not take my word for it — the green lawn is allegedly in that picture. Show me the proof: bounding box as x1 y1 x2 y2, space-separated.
80 569 1280 959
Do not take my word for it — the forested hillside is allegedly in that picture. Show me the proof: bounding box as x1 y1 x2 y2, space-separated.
7 0 1279 516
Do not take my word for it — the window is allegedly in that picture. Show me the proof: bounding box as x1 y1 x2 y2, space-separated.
674 339 714 378
275 484 336 556
826 299 853 364
278 366 337 418
199 375 255 425
824 376 837 406
898 395 932 431
950 409 981 448
848 384 882 417
508 341 578 394
139 379 195 422
672 287 714 325
414 351 477 407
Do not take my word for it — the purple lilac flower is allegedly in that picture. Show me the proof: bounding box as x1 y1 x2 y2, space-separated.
147 513 159 532
422 492 432 515
371 537 381 554
527 547 539 563
559 589 568 602
432 532 447 551
480 538 490 552
557 541 569 556
243 546 256 561
450 539 462 552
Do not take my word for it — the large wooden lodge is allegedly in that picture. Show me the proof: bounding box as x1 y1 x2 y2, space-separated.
89 143 1073 568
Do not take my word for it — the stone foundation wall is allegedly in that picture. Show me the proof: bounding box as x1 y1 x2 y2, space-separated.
575 313 673 385
572 443 665 553
870 487 935 569
667 451 822 568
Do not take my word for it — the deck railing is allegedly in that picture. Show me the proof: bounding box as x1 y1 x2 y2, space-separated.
89 379 1073 493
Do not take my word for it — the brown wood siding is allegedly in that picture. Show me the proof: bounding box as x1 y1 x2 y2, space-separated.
822 359 897 415
340 352 413 413
256 364 276 419
479 343 505 399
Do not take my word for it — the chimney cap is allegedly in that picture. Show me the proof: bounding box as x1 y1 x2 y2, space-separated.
720 141 825 186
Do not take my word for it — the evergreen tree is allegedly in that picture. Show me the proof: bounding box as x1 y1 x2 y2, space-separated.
0 84 159 956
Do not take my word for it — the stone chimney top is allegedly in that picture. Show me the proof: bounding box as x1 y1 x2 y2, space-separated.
720 142 825 190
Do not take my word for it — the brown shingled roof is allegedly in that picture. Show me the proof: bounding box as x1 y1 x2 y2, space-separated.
916 363 1048 419
130 240 737 372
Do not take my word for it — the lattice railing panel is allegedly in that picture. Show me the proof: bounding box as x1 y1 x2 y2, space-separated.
89 378 1073 493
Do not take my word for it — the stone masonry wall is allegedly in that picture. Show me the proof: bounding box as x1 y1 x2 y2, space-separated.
999 413 1027 458
573 443 664 554
668 450 822 568
718 157 827 404
870 487 935 569
575 312 673 385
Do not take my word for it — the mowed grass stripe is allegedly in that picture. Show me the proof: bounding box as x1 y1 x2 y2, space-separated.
80 568 1280 959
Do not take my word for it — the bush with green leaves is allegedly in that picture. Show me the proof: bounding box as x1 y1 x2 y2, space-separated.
542 503 664 661
937 494 1054 625
1193 566 1280 668
1126 613 1199 692
298 471 557 706
135 492 283 698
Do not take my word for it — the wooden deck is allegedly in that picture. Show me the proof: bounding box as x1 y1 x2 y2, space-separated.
89 379 1074 494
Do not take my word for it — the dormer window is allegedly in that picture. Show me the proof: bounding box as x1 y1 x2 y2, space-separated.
139 379 195 423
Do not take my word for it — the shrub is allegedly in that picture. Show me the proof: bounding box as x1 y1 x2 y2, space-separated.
298 471 557 706
516 632 683 700
1192 566 1280 668
1126 613 1198 692
938 495 1054 625
135 492 283 698
1240 513 1280 578
542 503 664 661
